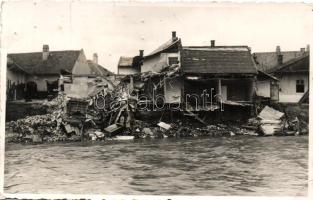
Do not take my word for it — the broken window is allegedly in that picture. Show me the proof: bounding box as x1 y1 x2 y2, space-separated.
168 57 179 65
296 80 304 93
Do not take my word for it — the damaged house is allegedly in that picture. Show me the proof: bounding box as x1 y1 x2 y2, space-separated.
123 32 260 122
7 45 112 101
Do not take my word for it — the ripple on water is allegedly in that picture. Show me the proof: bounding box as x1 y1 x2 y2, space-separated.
4 136 308 195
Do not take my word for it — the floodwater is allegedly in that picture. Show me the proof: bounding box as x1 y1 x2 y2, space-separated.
4 136 308 196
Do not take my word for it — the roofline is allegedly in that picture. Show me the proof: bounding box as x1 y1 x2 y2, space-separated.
257 70 279 81
268 52 309 74
7 50 82 55
183 45 250 48
253 50 304 54
144 38 181 58
182 47 251 52
7 60 31 75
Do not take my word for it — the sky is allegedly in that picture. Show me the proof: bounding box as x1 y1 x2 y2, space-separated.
1 1 312 73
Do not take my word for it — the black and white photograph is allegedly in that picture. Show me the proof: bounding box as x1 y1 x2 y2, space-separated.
0 1 311 199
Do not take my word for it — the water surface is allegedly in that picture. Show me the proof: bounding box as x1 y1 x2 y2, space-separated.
4 136 308 195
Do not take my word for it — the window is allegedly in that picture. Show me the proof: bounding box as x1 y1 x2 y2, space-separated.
296 80 305 93
168 57 179 66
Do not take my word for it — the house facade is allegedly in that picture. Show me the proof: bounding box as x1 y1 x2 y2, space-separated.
253 46 310 103
269 53 309 103
7 45 111 100
141 32 181 73
180 44 257 109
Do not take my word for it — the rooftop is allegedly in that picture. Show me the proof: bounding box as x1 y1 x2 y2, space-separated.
8 50 81 75
181 46 257 74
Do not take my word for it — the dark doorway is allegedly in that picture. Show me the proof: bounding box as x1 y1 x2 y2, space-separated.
25 81 37 101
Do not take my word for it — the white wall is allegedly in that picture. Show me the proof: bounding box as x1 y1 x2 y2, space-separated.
72 50 92 75
26 75 59 92
118 67 139 75
141 52 180 73
256 81 271 98
278 74 308 103
164 77 182 103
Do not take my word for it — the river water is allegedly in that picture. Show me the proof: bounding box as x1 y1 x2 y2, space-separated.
4 136 308 196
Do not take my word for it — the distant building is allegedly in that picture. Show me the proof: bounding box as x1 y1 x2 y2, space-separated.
7 45 112 100
269 53 309 103
253 46 307 72
254 45 310 103
117 50 143 75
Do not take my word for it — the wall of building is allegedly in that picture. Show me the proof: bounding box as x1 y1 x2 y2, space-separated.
164 77 182 103
7 69 26 85
64 77 90 99
26 75 59 92
278 73 309 103
141 52 180 73
118 67 139 75
256 81 271 98
72 50 91 75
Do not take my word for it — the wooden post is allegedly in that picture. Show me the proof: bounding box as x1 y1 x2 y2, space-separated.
216 78 222 102
249 78 256 102
217 79 222 95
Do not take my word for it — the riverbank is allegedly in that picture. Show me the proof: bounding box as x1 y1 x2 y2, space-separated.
5 116 258 144
5 95 309 144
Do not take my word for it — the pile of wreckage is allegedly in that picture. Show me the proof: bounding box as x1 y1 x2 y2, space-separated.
243 106 308 136
6 67 308 144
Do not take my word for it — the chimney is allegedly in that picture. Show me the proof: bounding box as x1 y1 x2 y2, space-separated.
300 48 305 54
93 53 98 64
277 54 283 65
172 31 177 41
306 44 310 52
211 40 215 47
42 44 49 61
276 46 281 54
139 50 144 57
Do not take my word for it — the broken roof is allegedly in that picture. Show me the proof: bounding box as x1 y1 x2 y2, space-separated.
257 70 278 81
269 53 309 74
8 50 81 75
181 46 258 74
145 38 181 58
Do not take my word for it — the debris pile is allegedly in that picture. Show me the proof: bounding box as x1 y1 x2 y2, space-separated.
257 106 285 136
243 105 308 136
5 66 308 143
6 110 66 143
130 120 258 139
